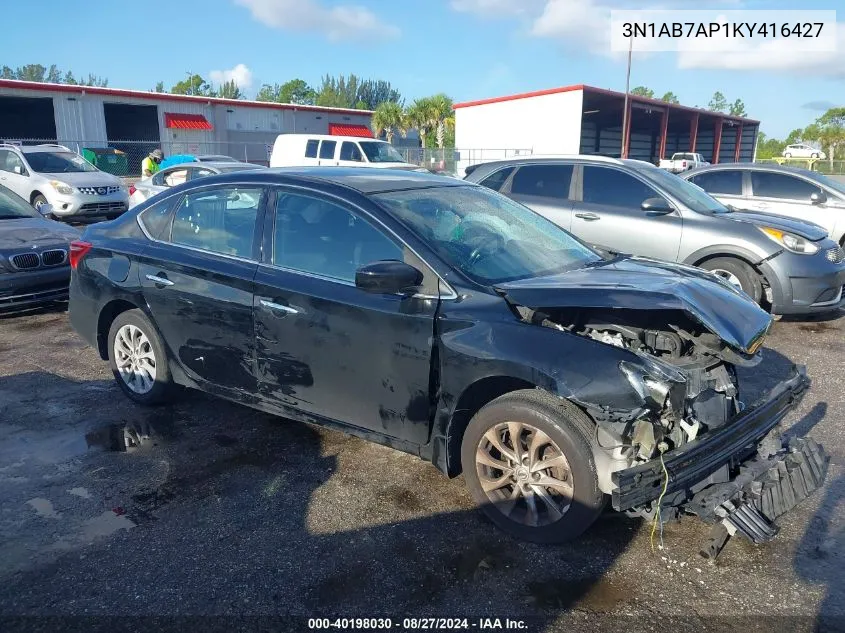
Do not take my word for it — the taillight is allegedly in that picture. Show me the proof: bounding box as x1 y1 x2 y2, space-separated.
69 241 92 270
682 161 687 168
129 184 136 196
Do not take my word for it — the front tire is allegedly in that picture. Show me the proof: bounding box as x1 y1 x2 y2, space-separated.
461 390 606 543
700 257 763 304
107 309 174 405
784 153 792 158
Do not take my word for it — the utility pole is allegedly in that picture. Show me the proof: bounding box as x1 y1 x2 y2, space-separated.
621 36 632 159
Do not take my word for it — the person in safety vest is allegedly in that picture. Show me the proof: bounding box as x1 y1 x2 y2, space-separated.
141 149 163 177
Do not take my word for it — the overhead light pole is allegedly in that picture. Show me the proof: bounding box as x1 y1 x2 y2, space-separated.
621 36 632 159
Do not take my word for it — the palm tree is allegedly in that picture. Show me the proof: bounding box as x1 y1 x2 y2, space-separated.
406 98 434 149
371 102 406 145
428 93 454 149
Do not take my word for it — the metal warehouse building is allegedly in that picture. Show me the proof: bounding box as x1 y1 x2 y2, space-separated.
0 79 377 171
455 84 760 167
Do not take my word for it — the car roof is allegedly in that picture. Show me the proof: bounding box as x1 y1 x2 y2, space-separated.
165 161 265 170
13 144 75 154
684 163 822 178
188 166 469 194
275 134 385 143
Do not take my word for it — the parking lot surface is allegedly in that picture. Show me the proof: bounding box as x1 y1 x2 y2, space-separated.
0 307 843 632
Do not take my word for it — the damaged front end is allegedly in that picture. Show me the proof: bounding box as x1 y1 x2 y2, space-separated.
496 258 828 557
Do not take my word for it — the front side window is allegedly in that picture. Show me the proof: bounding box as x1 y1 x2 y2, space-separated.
340 142 364 162
24 151 97 173
319 141 337 160
582 166 659 207
0 150 25 174
170 186 264 259
690 170 743 196
305 140 319 158
358 142 405 163
510 165 573 199
162 169 190 187
751 172 821 201
273 192 402 282
374 185 600 285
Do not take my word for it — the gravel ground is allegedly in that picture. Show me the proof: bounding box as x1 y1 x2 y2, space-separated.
0 305 843 633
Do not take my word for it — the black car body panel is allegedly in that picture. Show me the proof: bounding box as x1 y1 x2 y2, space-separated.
68 168 825 547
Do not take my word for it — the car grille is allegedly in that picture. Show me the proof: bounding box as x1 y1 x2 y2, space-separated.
11 253 40 270
78 186 121 195
79 202 127 214
824 246 844 264
41 249 67 266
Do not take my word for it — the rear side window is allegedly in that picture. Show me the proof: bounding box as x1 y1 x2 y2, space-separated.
319 141 337 160
139 197 177 241
305 140 319 158
750 172 820 200
479 166 514 192
340 142 364 162
582 166 659 207
510 165 573 199
690 170 743 195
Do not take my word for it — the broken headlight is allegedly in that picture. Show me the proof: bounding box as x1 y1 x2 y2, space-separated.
619 357 686 410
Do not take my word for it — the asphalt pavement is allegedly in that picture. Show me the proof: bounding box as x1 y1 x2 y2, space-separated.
0 306 843 633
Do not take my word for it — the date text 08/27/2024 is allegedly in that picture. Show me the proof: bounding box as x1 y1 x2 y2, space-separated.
307 618 528 630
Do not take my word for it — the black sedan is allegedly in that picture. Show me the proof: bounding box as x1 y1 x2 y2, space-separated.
68 168 826 552
0 184 80 310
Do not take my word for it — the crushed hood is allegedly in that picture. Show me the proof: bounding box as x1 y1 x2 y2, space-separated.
495 256 773 355
0 217 80 252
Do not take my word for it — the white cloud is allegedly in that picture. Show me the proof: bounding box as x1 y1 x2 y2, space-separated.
450 0 542 17
209 63 254 90
234 0 399 42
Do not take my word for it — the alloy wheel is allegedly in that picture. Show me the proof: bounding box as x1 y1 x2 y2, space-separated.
113 324 157 394
709 268 744 292
475 421 574 527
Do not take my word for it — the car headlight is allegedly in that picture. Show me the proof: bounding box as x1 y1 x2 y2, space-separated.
758 226 819 254
619 358 686 410
49 180 74 195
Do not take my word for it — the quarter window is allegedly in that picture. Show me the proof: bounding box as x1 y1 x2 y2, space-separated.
319 141 337 160
691 170 743 195
750 172 820 201
305 140 319 158
582 166 660 207
170 186 264 259
510 165 573 199
273 192 402 283
478 166 514 192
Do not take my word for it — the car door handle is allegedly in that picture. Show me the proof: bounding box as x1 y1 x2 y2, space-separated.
145 274 174 286
575 212 600 221
259 299 299 315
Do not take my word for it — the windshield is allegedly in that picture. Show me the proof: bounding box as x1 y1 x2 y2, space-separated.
811 172 845 197
359 142 406 164
373 185 600 285
637 165 731 213
0 185 38 219
26 151 98 173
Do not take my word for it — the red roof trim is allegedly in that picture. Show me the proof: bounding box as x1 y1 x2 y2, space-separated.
0 79 373 116
165 112 213 130
453 85 585 109
328 123 374 138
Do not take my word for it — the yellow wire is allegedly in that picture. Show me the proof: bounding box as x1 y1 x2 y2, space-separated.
650 449 670 553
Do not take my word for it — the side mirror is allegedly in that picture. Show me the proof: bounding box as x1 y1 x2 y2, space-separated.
355 260 423 295
641 197 674 215
13 165 23 175
37 203 53 216
810 191 827 205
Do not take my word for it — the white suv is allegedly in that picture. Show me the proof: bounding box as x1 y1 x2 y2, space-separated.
782 144 826 159
0 144 129 221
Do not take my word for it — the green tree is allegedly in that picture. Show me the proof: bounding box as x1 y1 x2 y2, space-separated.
63 71 77 85
728 98 747 117
630 86 655 98
17 64 47 82
356 79 402 110
815 107 845 168
785 128 804 144
315 74 360 109
754 131 786 160
154 81 165 93
405 98 435 149
171 74 212 96
371 102 407 144
279 79 316 105
46 65 62 83
429 93 454 149
660 91 680 104
708 91 728 113
216 79 243 99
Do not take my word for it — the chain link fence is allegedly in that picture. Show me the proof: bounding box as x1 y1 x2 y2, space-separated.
755 157 845 175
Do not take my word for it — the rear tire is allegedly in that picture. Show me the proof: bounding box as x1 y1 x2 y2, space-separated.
784 153 792 158
811 153 819 159
107 309 174 405
700 257 763 304
461 390 606 544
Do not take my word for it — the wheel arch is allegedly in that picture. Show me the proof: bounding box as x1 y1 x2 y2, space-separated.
30 191 45 205
96 299 143 360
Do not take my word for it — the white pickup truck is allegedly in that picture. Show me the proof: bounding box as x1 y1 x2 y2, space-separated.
659 152 710 174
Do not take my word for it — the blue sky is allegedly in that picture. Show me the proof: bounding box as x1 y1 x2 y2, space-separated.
2 0 843 137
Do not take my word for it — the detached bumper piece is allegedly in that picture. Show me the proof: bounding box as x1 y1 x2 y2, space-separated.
693 437 828 558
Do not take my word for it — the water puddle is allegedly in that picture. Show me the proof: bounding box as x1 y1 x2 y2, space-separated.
81 510 135 539
26 497 61 519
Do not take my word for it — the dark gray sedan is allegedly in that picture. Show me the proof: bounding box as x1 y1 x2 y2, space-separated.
0 184 80 310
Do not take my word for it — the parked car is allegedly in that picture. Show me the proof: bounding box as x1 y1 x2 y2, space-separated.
0 183 79 310
682 164 845 246
129 161 266 209
782 144 825 160
196 154 239 163
466 156 845 315
659 152 709 174
0 143 129 221
159 155 242 170
270 134 421 170
68 168 826 551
